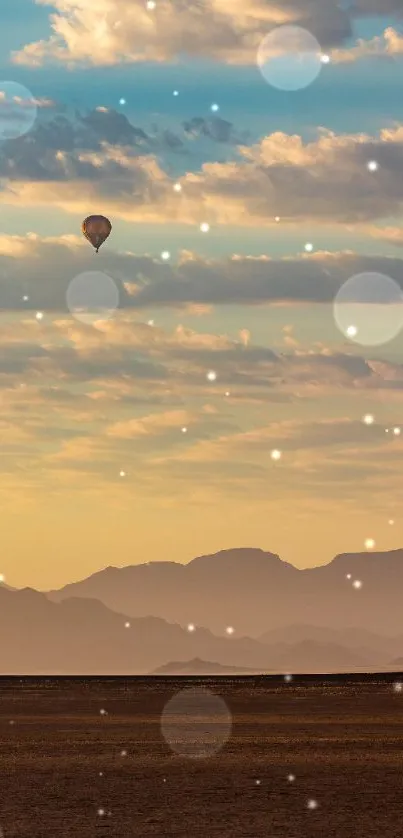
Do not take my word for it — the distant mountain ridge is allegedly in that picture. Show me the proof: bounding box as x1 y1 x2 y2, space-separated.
0 581 402 675
44 546 403 637
151 658 258 675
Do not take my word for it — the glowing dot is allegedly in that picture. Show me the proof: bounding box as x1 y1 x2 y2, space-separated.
363 414 374 425
200 222 210 232
226 626 234 635
321 54 330 63
225 391 230 397
173 182 182 192
346 573 351 579
211 103 219 112
146 1 156 9
304 242 313 252
124 621 130 628
119 471 126 478
100 708 107 716
284 674 293 682
394 682 402 693
99 772 103 776
147 319 154 326
389 519 395 525
187 623 195 632
367 160 378 171
23 295 29 301
207 370 217 381
119 98 126 105
36 311 43 320
181 427 188 433
346 325 358 337
0 574 4 583
271 449 282 460
275 216 280 222
173 90 179 96
255 779 261 785
287 774 296 782
365 538 375 549
120 750 127 756
307 799 318 810
393 426 401 435
98 809 105 816
353 579 362 589
161 250 170 260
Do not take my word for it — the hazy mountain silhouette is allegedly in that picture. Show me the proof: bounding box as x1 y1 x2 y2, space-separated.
45 547 403 637
259 624 403 658
0 585 396 675
151 658 257 675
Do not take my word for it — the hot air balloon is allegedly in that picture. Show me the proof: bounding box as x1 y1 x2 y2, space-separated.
82 215 112 253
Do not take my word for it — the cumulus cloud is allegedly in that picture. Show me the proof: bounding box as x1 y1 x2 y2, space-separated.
3 118 403 227
11 0 403 68
2 234 403 313
331 26 403 64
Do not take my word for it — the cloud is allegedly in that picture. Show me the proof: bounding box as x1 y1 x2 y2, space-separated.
147 412 403 502
11 0 403 69
152 416 387 463
3 234 403 314
106 409 193 438
3 118 403 227
331 26 403 64
183 117 248 145
2 283 403 503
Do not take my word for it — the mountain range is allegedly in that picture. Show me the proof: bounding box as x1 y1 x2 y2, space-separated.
1 547 403 674
0 584 399 675
46 547 403 636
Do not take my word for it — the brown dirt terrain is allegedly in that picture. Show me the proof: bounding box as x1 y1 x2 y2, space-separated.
0 675 402 837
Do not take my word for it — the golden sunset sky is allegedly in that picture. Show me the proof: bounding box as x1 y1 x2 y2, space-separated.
1 0 403 588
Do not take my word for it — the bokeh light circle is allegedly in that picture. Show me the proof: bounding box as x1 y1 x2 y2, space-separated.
257 26 323 91
161 687 232 759
0 81 38 141
66 271 119 325
333 272 403 346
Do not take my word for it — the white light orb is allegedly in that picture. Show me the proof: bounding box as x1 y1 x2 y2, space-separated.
333 272 403 346
67 271 119 326
257 26 324 91
0 81 39 140
161 687 232 759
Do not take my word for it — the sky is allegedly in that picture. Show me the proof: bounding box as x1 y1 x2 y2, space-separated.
2 0 403 589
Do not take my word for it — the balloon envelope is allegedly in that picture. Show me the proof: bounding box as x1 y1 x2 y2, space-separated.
82 215 112 252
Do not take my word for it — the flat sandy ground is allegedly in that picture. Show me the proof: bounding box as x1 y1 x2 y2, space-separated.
0 675 402 837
